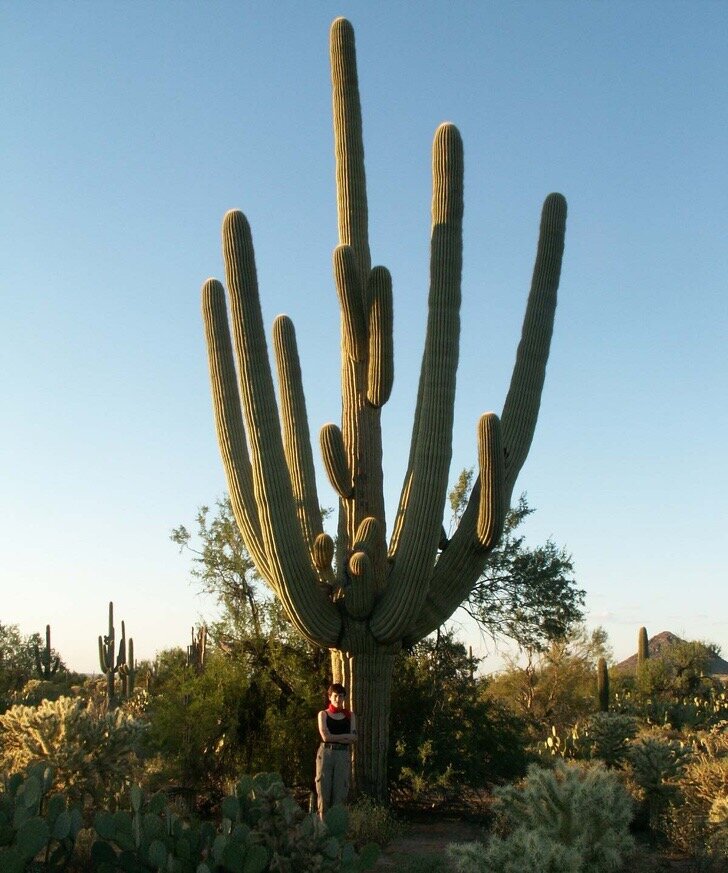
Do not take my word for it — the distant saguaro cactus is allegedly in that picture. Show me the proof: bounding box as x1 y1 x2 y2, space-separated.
638 626 649 667
597 657 609 712
187 625 207 673
33 624 60 680
201 18 567 798
98 601 125 707
118 633 137 699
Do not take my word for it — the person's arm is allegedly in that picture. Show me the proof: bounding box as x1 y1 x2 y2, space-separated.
318 710 334 742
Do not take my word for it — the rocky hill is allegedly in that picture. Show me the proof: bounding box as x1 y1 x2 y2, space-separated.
616 631 728 675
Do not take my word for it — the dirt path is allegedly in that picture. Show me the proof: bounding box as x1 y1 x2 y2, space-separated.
373 818 486 870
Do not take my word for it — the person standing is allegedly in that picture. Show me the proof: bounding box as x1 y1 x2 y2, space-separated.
315 683 357 816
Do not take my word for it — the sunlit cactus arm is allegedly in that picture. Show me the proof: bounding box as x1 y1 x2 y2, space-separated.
366 267 393 407
402 195 567 645
205 210 341 647
371 123 463 644
330 17 371 284
499 192 567 503
272 314 324 552
202 279 269 578
320 423 353 499
333 245 367 362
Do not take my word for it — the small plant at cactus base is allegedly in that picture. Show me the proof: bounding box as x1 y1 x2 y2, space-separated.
446 760 634 873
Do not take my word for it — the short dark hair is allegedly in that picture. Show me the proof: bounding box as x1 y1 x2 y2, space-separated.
327 683 346 697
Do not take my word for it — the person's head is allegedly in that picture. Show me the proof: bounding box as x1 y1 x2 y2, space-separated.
327 683 347 708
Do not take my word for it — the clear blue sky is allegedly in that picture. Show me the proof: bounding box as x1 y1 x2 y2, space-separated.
2 1 726 673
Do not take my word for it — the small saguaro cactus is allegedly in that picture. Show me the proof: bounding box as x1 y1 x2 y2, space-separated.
637 626 649 667
597 656 609 712
187 625 207 673
118 633 137 698
201 18 567 798
98 601 125 706
33 623 60 679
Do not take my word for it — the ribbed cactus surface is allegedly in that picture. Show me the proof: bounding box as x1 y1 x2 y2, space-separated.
201 17 567 798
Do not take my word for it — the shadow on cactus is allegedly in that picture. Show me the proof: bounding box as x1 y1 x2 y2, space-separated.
200 16 567 799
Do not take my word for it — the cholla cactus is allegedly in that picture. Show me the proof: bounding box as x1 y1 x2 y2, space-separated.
447 761 634 873
583 712 638 768
0 696 145 807
627 735 690 830
201 18 567 797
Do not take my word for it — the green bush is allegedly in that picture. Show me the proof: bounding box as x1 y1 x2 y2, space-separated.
447 760 634 873
346 795 404 849
0 696 146 808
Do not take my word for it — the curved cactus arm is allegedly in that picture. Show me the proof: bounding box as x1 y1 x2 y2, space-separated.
320 423 353 499
403 195 567 645
330 17 371 284
366 267 394 407
272 315 324 553
371 123 464 644
500 192 567 504
202 279 270 579
214 209 341 647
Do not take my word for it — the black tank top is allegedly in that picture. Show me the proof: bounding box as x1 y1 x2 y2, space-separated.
326 713 350 734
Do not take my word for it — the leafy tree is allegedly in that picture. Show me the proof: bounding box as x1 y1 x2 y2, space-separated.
449 471 585 651
390 630 529 797
485 625 611 735
169 498 329 789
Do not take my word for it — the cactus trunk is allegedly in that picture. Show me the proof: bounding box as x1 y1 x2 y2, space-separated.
201 18 566 799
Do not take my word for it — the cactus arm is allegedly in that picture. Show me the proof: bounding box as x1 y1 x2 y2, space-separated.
202 279 270 579
500 193 567 504
330 17 371 284
218 210 341 647
320 423 353 499
333 246 367 362
370 123 463 644
402 196 567 645
366 267 393 407
98 636 108 672
272 314 324 552
476 413 506 548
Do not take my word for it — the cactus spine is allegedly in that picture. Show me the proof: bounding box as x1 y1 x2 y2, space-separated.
201 18 567 798
638 626 649 667
33 624 60 679
98 601 124 707
597 656 609 712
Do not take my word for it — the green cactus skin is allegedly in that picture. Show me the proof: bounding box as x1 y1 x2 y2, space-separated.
187 625 207 673
33 624 60 680
638 626 649 666
98 601 124 707
597 656 609 712
118 635 137 698
201 17 567 798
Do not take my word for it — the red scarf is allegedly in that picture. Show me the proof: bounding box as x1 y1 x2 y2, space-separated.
327 703 352 718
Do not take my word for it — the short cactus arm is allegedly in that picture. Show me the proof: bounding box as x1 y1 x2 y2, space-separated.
272 314 324 552
333 245 367 362
402 194 567 644
371 123 464 644
202 279 269 578
366 267 393 407
206 210 341 647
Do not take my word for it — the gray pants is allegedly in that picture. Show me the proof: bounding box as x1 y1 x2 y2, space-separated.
315 744 350 816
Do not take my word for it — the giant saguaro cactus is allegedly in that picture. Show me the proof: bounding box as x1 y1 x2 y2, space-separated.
201 18 567 798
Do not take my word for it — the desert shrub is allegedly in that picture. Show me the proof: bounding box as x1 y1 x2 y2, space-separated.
391 633 530 797
447 760 634 873
346 794 405 849
582 712 638 768
0 696 146 808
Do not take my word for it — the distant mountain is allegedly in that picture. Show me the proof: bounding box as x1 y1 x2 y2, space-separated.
616 631 728 676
